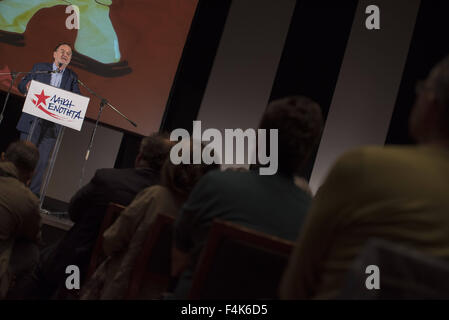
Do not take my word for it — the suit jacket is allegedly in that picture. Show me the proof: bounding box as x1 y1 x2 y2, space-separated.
17 62 81 134
39 167 160 293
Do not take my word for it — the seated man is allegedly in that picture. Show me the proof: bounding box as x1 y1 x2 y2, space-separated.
80 140 219 300
173 96 324 298
20 133 173 299
280 55 449 299
0 141 40 299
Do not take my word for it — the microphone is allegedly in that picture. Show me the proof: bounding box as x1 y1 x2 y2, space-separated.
50 63 63 74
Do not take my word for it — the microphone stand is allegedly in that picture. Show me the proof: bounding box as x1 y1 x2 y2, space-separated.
77 78 137 187
0 70 54 126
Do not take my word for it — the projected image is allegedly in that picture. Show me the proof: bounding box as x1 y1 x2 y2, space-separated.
0 0 198 134
0 0 124 71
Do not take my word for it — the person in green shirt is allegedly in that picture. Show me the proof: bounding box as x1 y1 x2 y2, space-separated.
173 96 324 298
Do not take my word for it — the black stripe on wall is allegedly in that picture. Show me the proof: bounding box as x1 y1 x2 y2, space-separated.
159 0 233 134
386 0 449 145
268 0 358 179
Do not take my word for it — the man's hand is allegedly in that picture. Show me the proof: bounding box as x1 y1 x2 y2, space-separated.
26 81 30 91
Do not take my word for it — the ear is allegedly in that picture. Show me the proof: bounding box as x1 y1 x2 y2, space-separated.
424 92 441 116
1 152 5 161
433 99 448 131
135 153 143 167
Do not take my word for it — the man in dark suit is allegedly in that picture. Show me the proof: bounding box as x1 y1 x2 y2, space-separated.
9 133 174 299
17 42 80 196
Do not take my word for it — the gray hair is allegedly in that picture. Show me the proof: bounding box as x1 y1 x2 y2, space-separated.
138 133 173 172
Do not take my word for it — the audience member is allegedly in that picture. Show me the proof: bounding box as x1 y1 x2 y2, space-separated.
19 133 173 299
0 141 40 299
80 139 219 299
173 96 324 298
280 55 449 299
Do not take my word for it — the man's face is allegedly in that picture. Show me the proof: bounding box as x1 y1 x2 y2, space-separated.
53 44 72 67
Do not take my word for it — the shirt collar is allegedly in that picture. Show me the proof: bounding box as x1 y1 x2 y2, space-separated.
52 62 66 74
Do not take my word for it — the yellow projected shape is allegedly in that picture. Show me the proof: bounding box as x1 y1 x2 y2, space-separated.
0 0 121 64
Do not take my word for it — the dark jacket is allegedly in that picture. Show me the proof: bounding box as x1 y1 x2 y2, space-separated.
39 167 160 292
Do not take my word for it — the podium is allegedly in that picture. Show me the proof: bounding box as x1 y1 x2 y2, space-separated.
22 80 90 207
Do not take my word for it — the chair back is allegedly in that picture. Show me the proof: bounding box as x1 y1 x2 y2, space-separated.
86 202 125 279
189 219 295 299
339 238 449 299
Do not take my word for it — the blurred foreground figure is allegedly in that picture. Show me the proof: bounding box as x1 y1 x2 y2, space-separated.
280 55 449 299
0 141 40 299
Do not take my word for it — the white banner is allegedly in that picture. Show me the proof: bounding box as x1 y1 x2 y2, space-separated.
22 80 90 131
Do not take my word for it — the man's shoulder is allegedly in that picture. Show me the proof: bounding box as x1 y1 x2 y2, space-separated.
32 63 78 77
92 167 155 185
0 162 19 178
208 168 248 179
33 62 52 70
327 145 425 182
139 185 175 203
65 66 78 78
93 167 133 181
339 145 421 165
0 177 39 210
18 183 40 205
197 169 246 185
193 169 257 195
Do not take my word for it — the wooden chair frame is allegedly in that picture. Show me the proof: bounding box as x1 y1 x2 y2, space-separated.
188 219 295 299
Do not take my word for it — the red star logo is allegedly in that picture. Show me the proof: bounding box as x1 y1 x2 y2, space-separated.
34 90 50 107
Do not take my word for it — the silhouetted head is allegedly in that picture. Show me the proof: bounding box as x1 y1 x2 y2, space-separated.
1 140 39 185
161 139 219 203
135 133 174 173
258 96 324 177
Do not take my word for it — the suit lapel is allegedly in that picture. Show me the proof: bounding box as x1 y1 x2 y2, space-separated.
41 63 52 86
60 69 70 90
